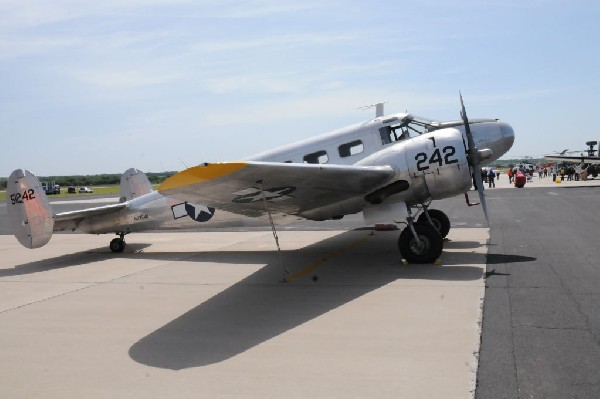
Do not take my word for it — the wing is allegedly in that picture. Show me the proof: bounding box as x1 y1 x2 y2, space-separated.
158 162 396 221
544 155 600 164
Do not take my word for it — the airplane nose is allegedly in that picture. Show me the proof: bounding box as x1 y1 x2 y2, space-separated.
470 121 515 163
499 122 515 151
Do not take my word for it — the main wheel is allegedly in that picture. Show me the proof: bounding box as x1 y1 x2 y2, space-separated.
398 223 443 264
417 209 451 238
110 238 125 253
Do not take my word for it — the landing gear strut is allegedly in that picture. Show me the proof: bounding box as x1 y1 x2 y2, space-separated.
398 205 444 264
109 232 127 253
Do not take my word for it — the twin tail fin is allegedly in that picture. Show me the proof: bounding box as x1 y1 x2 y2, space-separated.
6 169 54 248
119 168 153 202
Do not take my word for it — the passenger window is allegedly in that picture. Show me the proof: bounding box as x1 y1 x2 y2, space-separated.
338 140 364 157
303 150 329 164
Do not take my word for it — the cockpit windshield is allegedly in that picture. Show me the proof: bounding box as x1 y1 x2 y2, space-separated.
379 114 438 145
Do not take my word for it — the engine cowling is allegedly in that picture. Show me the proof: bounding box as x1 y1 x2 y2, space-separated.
358 127 472 204
403 128 472 200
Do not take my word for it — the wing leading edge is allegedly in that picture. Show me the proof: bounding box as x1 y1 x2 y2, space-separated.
158 162 396 220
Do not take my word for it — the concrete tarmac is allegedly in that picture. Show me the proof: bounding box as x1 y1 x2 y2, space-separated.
0 227 488 398
2 173 600 398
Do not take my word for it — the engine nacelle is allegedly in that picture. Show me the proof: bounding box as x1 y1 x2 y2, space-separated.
7 169 54 248
403 128 472 200
358 128 472 204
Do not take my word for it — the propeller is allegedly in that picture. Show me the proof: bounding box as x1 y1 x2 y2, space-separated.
460 92 489 225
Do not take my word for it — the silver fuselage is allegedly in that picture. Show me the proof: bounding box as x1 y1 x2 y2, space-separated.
64 114 514 235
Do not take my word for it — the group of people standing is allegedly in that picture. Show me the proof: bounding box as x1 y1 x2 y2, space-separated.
480 168 497 188
478 163 595 190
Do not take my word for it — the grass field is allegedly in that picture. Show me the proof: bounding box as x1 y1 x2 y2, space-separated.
0 184 160 202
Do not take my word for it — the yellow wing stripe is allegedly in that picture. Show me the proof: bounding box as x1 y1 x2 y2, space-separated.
159 162 248 192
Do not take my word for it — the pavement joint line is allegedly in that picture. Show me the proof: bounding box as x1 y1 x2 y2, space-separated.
286 233 373 282
0 230 307 314
0 282 96 315
471 231 490 397
0 251 203 314
0 231 338 314
517 325 588 331
0 262 164 314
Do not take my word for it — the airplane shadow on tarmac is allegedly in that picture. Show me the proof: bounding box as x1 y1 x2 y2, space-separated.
127 231 491 370
486 253 537 264
2 230 534 370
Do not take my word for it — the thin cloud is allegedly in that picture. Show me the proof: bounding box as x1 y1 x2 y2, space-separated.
214 2 322 18
0 35 81 61
189 32 356 54
69 67 182 88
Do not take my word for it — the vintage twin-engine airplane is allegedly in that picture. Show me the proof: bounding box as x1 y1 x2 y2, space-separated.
7 96 514 263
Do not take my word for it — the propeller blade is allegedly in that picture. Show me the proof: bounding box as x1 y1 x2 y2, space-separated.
459 92 489 226
473 168 489 225
459 92 476 154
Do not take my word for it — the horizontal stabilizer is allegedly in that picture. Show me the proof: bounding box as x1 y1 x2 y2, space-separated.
55 203 127 222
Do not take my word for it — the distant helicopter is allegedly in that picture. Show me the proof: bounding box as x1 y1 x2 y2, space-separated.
544 141 600 179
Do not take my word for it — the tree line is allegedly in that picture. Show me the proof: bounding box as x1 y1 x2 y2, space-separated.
0 171 177 190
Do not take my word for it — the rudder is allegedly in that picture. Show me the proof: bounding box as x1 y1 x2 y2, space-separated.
6 169 54 248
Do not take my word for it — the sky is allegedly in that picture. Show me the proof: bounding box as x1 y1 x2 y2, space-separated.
1 0 599 176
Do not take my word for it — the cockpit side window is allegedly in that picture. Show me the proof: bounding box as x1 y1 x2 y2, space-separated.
379 126 394 145
379 126 408 145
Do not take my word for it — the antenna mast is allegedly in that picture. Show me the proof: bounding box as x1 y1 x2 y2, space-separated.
359 101 387 118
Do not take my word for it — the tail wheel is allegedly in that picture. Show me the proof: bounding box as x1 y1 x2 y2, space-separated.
110 238 125 253
417 209 451 238
398 223 443 264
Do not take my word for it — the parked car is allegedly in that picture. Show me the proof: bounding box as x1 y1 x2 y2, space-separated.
41 182 60 195
79 187 94 193
67 187 76 194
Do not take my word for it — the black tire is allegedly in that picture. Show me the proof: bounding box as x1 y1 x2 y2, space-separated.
110 238 125 253
398 223 443 264
417 209 451 238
